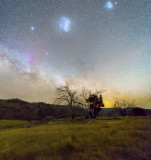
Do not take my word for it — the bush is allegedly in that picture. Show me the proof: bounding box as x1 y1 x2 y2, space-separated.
132 107 146 116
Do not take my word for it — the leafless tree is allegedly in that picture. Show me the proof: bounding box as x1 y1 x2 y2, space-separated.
113 99 136 116
55 82 80 120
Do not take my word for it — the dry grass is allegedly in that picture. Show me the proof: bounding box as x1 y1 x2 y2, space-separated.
0 117 151 160
0 120 28 130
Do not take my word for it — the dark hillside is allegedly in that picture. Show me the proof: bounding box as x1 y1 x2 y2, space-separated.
145 109 151 116
99 107 151 117
0 99 88 121
0 99 150 121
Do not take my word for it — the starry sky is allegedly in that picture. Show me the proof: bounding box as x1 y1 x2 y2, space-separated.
0 0 151 108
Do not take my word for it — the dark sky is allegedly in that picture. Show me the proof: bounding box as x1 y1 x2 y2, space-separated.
0 0 151 108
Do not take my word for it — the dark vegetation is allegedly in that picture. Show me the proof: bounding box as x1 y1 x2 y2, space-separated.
0 98 150 122
105 99 148 117
0 99 87 121
99 107 149 117
86 93 104 118
55 83 81 120
55 82 105 119
0 84 150 121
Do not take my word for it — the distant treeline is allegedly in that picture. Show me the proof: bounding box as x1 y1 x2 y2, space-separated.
0 99 150 121
0 99 88 121
99 107 151 117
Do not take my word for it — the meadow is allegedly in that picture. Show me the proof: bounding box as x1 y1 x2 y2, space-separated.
0 117 151 160
0 120 28 130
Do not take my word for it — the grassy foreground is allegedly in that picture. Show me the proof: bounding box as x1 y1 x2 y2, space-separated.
0 120 28 130
0 117 151 160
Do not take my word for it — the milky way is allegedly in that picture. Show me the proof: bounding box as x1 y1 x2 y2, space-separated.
0 0 151 108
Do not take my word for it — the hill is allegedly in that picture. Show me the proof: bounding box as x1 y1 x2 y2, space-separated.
99 107 151 117
0 99 88 121
0 99 150 121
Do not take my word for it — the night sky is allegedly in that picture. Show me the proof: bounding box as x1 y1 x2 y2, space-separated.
0 0 151 108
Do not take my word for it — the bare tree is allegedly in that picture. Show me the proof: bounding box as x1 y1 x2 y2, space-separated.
112 99 136 116
55 82 79 120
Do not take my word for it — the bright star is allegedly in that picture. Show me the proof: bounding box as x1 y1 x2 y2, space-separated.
59 17 71 32
105 1 114 10
30 26 35 31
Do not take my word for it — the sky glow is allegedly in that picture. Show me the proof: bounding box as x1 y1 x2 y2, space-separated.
0 0 150 108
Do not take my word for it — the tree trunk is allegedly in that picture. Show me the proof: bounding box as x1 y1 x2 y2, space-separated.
70 105 75 120
71 112 75 120
89 110 93 118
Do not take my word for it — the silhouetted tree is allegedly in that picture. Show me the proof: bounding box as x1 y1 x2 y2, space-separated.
113 99 136 116
81 89 105 118
55 82 80 120
87 92 104 118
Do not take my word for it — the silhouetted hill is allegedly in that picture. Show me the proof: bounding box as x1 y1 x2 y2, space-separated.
0 99 88 121
99 107 151 117
145 109 151 116
0 99 150 121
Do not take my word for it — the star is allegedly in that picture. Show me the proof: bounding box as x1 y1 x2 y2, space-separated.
30 26 35 31
105 1 114 10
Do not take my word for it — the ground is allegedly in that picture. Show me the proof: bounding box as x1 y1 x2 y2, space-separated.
0 117 151 160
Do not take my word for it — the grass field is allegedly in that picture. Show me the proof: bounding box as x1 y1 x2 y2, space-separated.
0 117 151 160
0 120 28 130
